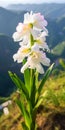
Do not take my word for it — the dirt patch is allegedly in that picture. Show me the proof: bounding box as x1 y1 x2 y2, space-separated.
37 106 65 130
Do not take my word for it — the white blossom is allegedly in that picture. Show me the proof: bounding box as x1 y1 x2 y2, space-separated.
13 45 31 63
24 11 47 29
34 31 49 51
12 11 50 74
12 23 32 42
21 49 50 74
19 35 30 46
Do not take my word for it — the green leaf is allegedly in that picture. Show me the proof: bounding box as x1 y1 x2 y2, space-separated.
8 71 29 100
24 69 30 94
16 99 31 129
38 63 54 95
34 96 44 110
21 122 29 130
30 74 36 107
35 71 39 88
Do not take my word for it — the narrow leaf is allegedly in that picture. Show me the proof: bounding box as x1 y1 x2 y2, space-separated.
24 69 30 93
22 122 29 130
30 75 36 107
34 96 44 110
16 99 31 129
8 71 29 100
38 63 54 95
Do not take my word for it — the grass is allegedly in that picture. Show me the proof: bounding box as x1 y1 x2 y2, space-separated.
0 97 9 104
0 70 65 130
0 100 22 130
42 71 65 109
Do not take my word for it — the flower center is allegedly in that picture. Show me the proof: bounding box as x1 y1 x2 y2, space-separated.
22 48 31 54
32 52 40 59
22 24 32 34
36 39 42 44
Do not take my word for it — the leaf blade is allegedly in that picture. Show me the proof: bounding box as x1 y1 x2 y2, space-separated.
8 71 29 100
16 99 31 129
38 63 54 95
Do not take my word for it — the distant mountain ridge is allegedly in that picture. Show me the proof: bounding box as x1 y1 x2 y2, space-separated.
7 3 65 19
0 5 65 47
0 5 65 57
0 7 26 36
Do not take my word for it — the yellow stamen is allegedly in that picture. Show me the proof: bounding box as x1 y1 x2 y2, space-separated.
37 39 42 44
23 24 32 33
22 48 31 54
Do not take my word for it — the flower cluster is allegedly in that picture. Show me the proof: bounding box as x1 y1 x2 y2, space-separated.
13 11 50 74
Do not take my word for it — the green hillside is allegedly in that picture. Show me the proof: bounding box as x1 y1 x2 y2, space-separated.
0 71 65 130
51 41 65 56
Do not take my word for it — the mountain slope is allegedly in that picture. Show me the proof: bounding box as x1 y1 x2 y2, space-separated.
0 34 22 97
0 7 26 36
0 6 65 49
7 3 65 19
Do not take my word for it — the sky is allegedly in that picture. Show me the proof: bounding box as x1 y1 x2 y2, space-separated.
0 0 65 7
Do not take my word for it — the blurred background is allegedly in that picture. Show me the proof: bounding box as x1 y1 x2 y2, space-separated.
0 0 65 97
0 1 65 130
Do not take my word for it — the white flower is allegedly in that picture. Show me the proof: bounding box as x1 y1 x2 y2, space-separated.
12 12 48 45
12 11 50 74
13 45 31 63
24 11 48 30
21 49 50 74
19 35 30 46
12 23 32 42
34 31 49 51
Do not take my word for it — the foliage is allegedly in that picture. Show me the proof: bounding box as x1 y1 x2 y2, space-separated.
9 64 54 130
59 59 65 70
42 71 65 107
0 71 65 130
51 41 65 56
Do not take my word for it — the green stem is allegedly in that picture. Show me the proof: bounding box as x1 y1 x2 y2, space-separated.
30 109 37 130
29 70 37 130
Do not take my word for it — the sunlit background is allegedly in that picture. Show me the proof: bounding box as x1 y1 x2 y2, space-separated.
0 0 65 130
0 0 65 7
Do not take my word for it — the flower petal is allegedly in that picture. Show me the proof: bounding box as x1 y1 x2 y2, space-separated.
36 64 44 74
12 32 23 41
21 62 29 73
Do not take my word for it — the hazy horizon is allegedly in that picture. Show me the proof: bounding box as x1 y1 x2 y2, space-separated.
0 0 65 7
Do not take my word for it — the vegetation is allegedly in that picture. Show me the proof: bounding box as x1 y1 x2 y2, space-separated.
0 70 65 130
51 41 65 56
0 4 65 96
0 4 65 129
